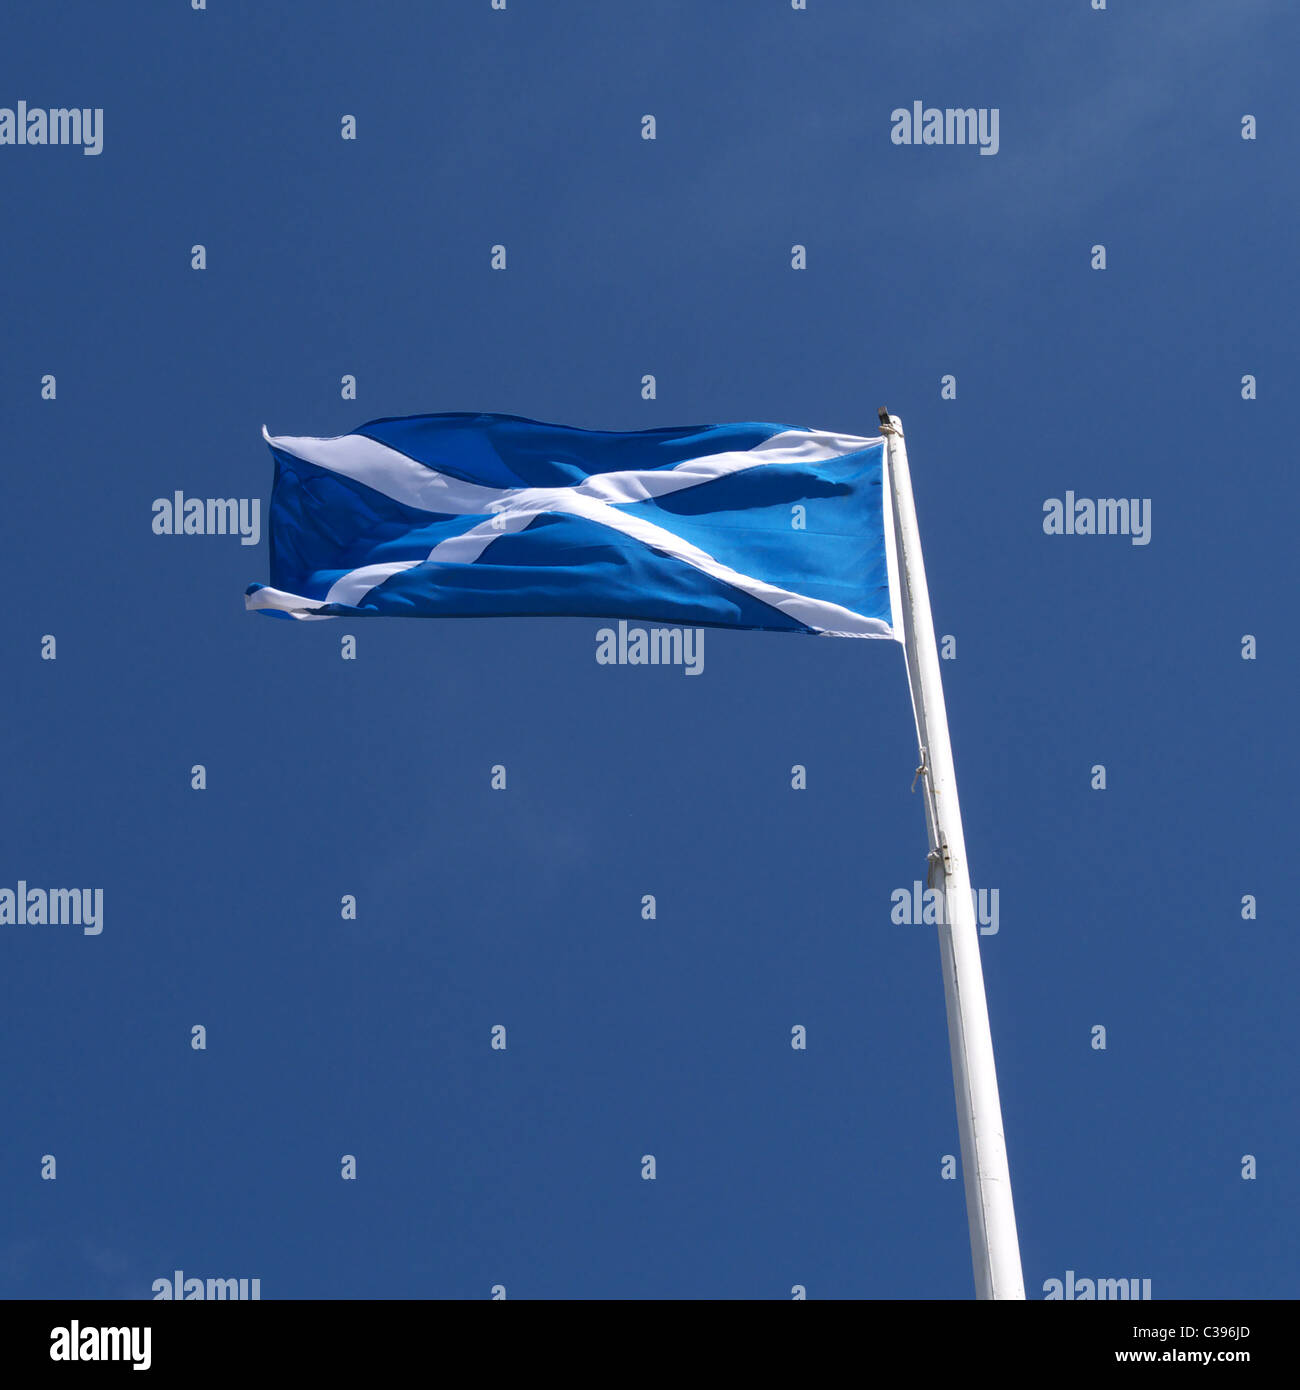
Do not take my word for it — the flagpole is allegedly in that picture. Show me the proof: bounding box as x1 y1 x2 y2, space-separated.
879 409 1025 1300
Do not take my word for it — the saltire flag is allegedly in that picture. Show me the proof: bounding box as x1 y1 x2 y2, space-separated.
245 413 902 639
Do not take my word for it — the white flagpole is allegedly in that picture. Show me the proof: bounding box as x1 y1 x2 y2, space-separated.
879 410 1025 1300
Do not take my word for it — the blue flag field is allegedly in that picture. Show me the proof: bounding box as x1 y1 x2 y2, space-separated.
246 413 901 639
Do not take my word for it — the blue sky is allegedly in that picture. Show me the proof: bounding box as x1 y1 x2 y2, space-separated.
0 0 1294 1299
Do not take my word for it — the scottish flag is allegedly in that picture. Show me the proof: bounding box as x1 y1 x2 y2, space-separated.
245 413 901 638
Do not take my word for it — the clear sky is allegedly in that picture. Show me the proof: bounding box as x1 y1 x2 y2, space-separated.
1 0 1294 1299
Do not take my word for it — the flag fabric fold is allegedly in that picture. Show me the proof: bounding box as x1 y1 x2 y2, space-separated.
245 412 901 638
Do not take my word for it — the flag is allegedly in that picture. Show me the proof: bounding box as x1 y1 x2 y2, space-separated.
245 412 901 638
